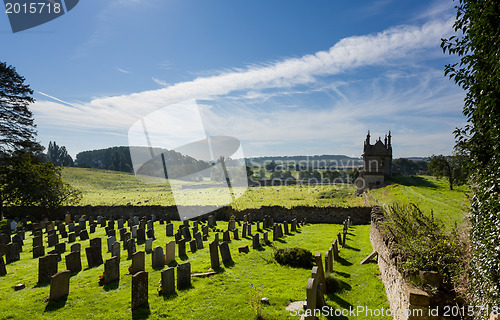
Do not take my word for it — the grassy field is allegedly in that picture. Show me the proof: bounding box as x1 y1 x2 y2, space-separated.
367 175 470 228
0 221 389 320
62 167 364 208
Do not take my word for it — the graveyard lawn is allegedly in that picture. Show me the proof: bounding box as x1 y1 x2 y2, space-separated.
367 175 470 228
0 221 389 320
61 167 364 208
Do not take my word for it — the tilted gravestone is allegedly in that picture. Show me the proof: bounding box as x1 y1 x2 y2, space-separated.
177 262 191 290
189 240 197 253
178 239 186 257
49 270 70 301
38 254 58 284
104 256 120 284
131 271 148 310
65 251 82 273
85 246 103 268
160 267 175 296
129 251 145 275
209 241 220 270
165 241 175 264
219 241 232 264
151 246 164 269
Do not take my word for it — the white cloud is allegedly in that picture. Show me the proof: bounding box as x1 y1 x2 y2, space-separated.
116 67 131 74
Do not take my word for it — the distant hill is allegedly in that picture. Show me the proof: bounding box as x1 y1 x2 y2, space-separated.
246 155 362 169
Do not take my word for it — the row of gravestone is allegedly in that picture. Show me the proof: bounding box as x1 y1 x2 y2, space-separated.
302 218 352 319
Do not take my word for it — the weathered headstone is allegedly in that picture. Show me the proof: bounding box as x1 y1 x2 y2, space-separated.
242 223 247 238
314 253 326 289
33 235 43 247
333 240 339 259
263 231 269 243
131 226 137 238
337 233 342 247
104 256 120 284
68 233 76 243
49 270 70 301
107 236 116 252
233 229 239 240
178 239 186 257
137 228 146 242
305 277 318 319
166 223 174 237
238 245 249 253
194 232 203 249
85 245 103 268
55 242 66 254
177 262 191 290
145 238 153 253
47 233 58 247
223 230 230 242
165 241 175 264
147 228 155 240
284 221 289 235
127 239 136 259
252 233 260 249
209 241 220 270
79 230 89 240
71 243 81 252
208 215 215 228
152 246 164 269
131 271 148 310
160 267 175 295
5 243 20 264
112 242 120 260
189 240 197 253
219 241 232 264
129 251 145 275
38 254 58 284
65 251 82 273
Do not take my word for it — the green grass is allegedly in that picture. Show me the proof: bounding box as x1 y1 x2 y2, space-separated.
368 175 470 228
61 167 364 208
0 221 388 320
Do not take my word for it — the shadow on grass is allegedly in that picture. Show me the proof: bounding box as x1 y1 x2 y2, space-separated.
274 239 287 243
326 291 353 310
322 303 348 320
333 271 350 278
132 303 151 320
335 256 352 267
343 244 360 252
34 282 50 288
44 295 68 312
390 176 438 188
161 291 178 300
222 260 235 268
167 260 179 268
179 254 189 261
103 280 119 291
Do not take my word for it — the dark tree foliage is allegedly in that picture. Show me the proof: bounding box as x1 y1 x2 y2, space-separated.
391 158 428 176
47 141 73 166
428 154 467 190
0 61 41 154
442 0 500 314
0 151 81 211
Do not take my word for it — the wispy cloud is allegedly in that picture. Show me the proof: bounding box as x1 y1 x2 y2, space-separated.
116 67 131 74
152 77 168 86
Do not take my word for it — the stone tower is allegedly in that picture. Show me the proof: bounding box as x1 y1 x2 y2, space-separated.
356 131 392 191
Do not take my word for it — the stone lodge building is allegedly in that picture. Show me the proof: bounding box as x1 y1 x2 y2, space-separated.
356 131 392 192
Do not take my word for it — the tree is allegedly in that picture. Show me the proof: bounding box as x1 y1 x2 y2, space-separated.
0 151 81 212
427 154 467 190
442 0 500 314
0 61 41 154
47 141 74 166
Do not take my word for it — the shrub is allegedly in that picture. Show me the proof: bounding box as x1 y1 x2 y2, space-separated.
379 204 466 286
324 273 342 293
274 247 314 268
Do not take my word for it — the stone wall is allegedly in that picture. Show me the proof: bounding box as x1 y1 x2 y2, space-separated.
3 205 372 224
370 206 459 320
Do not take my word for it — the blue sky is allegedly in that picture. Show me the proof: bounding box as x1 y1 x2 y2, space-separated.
1 0 465 159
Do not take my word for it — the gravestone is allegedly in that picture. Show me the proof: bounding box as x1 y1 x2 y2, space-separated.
181 227 191 241
189 240 197 253
65 214 71 225
325 251 331 274
12 234 23 247
131 271 148 310
74 226 80 237
209 241 220 270
152 246 164 269
333 240 339 259
79 230 89 241
123 232 131 245
177 262 191 290
219 241 232 264
119 228 126 242
147 228 155 240
117 219 124 230
314 253 326 290
273 225 278 242
328 247 333 272
214 232 219 243
133 216 139 225
291 219 297 232
68 223 75 232
166 223 174 237
60 230 68 238
202 225 208 237
305 277 318 318
145 238 153 253
137 228 146 242
131 226 137 239
112 242 120 260
257 221 261 231
68 233 76 243
55 243 66 254
160 268 175 295
233 229 239 240
85 246 103 268
194 232 203 249
242 223 247 238
127 239 136 259
342 230 347 247
47 233 58 247
248 224 252 236
89 224 96 234
228 220 235 231
238 245 249 253
32 237 42 252
129 251 145 275
105 256 120 284
49 270 70 301
223 230 230 242
79 218 86 230
90 238 102 253
174 231 182 244
178 239 186 257
107 236 116 252
263 232 269 243
337 233 342 247
107 229 116 238
165 241 175 264
208 215 215 227
252 233 260 249
33 245 45 258
38 254 58 284
5 243 20 264
284 221 289 235
0 256 6 276
65 251 82 273
71 243 81 252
